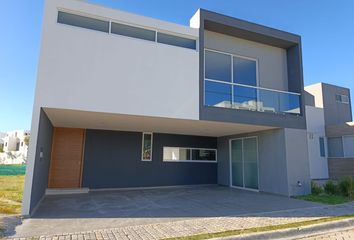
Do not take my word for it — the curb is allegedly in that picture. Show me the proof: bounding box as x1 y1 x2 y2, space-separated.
216 218 354 239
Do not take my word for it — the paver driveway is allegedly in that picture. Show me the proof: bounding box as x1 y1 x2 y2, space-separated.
8 186 321 237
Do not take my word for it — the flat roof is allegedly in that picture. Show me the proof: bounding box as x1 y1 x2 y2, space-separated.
200 9 300 49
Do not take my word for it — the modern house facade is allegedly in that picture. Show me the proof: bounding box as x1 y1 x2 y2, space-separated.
23 0 311 216
305 83 353 180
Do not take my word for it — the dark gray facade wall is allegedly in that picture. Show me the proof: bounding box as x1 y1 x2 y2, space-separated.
322 83 352 126
82 130 217 188
217 129 289 196
29 109 53 214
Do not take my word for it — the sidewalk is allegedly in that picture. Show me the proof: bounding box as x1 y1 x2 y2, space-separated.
5 201 354 240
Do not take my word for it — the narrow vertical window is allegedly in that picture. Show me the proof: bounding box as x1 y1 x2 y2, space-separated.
319 137 325 157
142 133 153 161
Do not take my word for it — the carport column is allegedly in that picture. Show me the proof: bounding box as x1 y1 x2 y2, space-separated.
22 107 41 216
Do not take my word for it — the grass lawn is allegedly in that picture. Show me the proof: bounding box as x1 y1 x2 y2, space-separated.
296 194 351 205
0 164 26 215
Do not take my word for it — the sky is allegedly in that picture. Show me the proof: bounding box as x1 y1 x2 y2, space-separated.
1 0 354 132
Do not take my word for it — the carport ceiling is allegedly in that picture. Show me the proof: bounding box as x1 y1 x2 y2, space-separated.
44 108 275 137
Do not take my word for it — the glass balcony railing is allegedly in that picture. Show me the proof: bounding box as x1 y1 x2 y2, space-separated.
204 79 301 115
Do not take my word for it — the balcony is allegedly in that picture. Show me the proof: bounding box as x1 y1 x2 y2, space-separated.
204 79 301 115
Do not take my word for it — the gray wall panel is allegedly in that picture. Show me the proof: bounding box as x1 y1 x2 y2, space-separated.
284 128 311 196
82 130 217 188
29 109 53 214
322 83 352 126
217 129 290 196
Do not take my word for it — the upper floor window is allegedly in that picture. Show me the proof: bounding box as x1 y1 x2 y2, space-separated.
204 49 300 115
57 11 109 33
157 32 196 50
111 22 156 42
335 94 349 104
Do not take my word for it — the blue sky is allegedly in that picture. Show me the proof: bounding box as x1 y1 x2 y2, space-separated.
1 0 354 132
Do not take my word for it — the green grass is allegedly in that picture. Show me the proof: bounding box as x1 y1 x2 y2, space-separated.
0 164 26 176
296 194 351 205
164 214 354 240
0 175 25 214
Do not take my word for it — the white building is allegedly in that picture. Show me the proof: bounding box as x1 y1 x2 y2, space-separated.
0 129 30 164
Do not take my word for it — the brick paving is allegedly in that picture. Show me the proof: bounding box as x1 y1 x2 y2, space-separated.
4 201 354 240
300 228 354 240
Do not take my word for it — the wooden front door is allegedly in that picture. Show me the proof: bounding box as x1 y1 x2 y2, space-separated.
48 127 85 188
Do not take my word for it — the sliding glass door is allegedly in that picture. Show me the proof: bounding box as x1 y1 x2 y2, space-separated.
230 137 258 190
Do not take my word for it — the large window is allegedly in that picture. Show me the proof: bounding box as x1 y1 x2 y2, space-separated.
141 133 153 161
204 49 258 111
163 147 217 162
328 136 354 158
204 49 301 115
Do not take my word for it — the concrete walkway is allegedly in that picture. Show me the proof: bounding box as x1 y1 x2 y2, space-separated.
3 186 354 239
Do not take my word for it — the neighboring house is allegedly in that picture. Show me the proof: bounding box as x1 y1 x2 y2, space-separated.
305 83 353 180
0 132 5 150
0 130 30 164
23 0 310 216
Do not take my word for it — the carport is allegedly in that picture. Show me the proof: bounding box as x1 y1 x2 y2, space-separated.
14 186 320 237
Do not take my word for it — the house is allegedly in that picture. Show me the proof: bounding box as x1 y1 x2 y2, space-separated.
22 0 311 216
305 83 353 180
0 130 30 164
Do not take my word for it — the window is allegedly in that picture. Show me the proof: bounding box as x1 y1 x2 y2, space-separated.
57 11 109 33
319 137 325 157
141 133 153 161
157 32 196 50
328 137 344 157
21 142 23 147
233 56 257 86
336 94 349 104
5 142 7 147
343 135 354 157
163 147 217 162
205 81 232 107
205 50 231 82
111 22 156 41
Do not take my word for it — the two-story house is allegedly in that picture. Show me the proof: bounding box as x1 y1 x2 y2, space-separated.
22 0 311 216
305 82 353 180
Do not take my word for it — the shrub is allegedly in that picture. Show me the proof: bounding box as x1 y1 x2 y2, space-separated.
311 181 323 195
324 180 338 195
338 177 354 198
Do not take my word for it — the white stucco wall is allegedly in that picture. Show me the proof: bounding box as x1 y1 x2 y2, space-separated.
36 0 199 120
204 30 288 91
305 105 329 179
